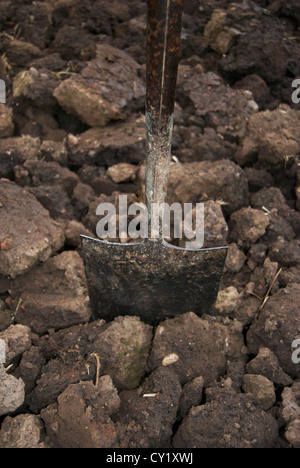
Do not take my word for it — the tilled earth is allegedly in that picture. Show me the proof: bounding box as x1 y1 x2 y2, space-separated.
0 0 300 448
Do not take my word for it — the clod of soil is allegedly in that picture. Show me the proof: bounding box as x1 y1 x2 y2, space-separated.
173 379 279 449
53 44 145 127
0 364 25 416
247 283 300 379
0 180 65 278
10 250 91 334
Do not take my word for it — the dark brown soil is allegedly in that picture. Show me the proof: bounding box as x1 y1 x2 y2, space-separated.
0 0 300 449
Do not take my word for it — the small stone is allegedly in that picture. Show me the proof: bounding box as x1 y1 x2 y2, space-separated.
215 286 243 315
0 364 25 416
162 353 179 367
242 374 276 411
225 243 246 273
229 207 269 245
247 100 259 112
107 163 137 184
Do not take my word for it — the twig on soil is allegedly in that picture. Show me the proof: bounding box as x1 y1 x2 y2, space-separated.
0 53 12 74
11 298 22 323
262 206 271 215
4 364 13 372
13 24 22 40
259 267 282 311
90 353 101 387
249 268 283 319
85 363 90 375
51 71 78 78
1 32 15 41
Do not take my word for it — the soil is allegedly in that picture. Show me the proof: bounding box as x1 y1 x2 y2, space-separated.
0 0 300 449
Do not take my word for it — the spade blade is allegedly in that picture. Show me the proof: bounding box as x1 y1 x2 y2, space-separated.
81 236 227 325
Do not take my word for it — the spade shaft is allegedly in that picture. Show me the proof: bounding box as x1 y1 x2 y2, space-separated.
146 0 183 231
